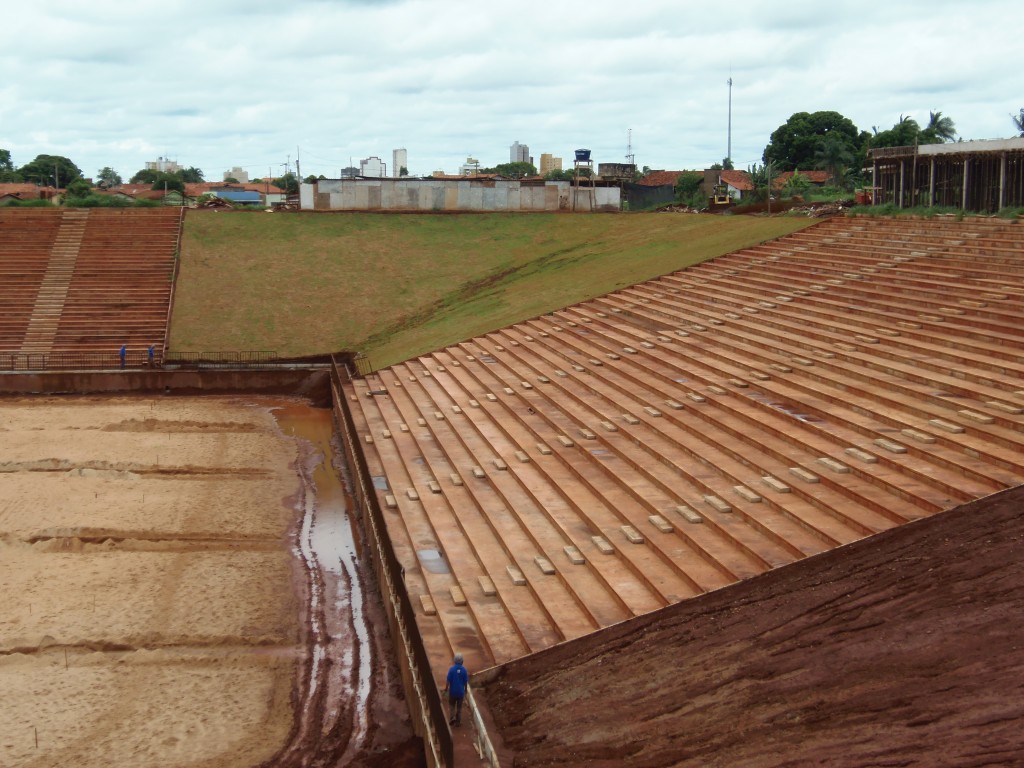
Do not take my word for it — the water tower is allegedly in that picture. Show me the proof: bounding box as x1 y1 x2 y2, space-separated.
572 149 594 211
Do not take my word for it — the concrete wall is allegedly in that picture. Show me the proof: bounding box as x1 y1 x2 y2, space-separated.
300 179 620 212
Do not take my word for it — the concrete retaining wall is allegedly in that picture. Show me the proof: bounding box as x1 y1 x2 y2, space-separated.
301 178 620 213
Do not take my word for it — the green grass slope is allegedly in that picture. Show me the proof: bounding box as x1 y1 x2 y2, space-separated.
170 211 814 369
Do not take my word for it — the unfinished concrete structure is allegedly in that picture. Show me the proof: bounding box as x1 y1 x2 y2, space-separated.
869 136 1024 212
341 215 1024 680
299 177 620 212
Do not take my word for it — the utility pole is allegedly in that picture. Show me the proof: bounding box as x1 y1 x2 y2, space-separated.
727 75 733 167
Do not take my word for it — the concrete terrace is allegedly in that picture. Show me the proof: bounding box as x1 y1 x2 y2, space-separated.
343 215 1024 676
0 207 181 366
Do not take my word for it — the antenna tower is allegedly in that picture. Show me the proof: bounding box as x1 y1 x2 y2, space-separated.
727 75 733 165
626 128 635 167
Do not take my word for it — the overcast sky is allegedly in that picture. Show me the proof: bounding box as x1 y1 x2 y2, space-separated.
2 0 1019 182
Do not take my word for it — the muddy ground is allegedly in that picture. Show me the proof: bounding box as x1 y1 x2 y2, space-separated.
0 396 422 768
482 486 1024 767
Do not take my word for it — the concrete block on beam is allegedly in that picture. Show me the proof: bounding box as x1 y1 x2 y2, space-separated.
874 438 908 454
761 476 790 493
557 435 575 448
769 364 792 373
621 525 645 544
648 514 674 533
704 495 732 513
817 457 850 473
450 585 467 606
734 486 762 503
666 400 684 410
855 336 879 344
750 372 771 381
406 489 420 501
381 429 392 439
588 359 603 366
675 505 703 524
384 494 397 508
506 565 527 586
928 419 964 434
485 393 497 402
901 429 936 444
428 480 442 494
789 467 819 484
536 443 552 455
580 429 596 440
728 378 749 388
364 434 374 444
844 447 878 463
555 370 568 378
535 556 556 575
434 411 445 421
644 407 663 417
419 595 437 616
959 410 994 424
515 450 530 463
493 458 508 471
986 400 1023 415
417 418 427 426
592 535 615 554
708 386 727 395
472 466 486 479
564 546 585 565
478 576 497 596
451 406 462 415
468 399 480 408
600 421 618 432
790 357 814 366
503 387 514 395
449 473 464 486
622 413 640 425
688 393 707 403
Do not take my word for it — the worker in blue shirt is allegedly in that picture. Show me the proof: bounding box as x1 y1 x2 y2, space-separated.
444 653 469 727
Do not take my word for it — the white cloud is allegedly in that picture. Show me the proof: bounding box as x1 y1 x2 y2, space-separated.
0 0 1019 179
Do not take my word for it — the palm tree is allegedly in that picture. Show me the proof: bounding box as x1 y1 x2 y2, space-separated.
922 111 956 143
1012 108 1024 137
813 135 853 188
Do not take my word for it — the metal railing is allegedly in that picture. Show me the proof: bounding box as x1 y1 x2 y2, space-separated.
0 349 285 372
163 350 281 368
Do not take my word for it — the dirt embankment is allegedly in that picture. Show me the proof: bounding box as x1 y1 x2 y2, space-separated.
482 486 1024 767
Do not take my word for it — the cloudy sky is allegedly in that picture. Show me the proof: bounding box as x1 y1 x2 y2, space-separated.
2 0 1019 182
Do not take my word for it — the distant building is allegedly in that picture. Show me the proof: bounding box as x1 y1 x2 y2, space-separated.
459 157 481 175
511 141 531 165
393 148 408 177
223 166 249 183
360 156 385 178
144 157 182 174
340 167 359 179
598 163 636 181
539 154 562 175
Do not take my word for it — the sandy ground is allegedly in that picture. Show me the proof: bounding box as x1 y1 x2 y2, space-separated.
482 485 1024 767
0 395 421 768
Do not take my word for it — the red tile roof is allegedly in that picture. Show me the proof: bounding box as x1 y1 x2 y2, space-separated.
720 170 753 191
637 170 700 187
0 183 58 199
774 170 830 188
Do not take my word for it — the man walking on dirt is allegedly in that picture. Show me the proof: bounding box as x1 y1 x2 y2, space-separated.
444 653 469 727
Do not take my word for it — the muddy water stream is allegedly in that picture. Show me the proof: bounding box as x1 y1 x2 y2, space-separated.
271 400 374 764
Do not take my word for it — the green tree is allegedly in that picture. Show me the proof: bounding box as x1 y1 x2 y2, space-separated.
96 167 122 188
783 170 812 197
813 135 854 188
920 111 956 144
19 154 83 187
1011 108 1024 137
273 172 299 194
179 166 204 183
224 176 240 184
150 173 184 194
65 178 92 199
747 163 774 202
399 165 409 177
720 157 735 170
0 148 21 182
493 161 537 178
763 111 861 171
674 173 703 205
130 168 160 184
869 115 922 149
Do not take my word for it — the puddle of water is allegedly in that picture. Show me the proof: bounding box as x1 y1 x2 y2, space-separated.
747 391 823 424
417 548 451 574
271 401 373 753
372 475 389 491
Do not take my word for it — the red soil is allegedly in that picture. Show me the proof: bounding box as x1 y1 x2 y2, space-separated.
481 486 1024 767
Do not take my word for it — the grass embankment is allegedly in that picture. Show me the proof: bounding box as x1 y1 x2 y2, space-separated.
171 211 814 369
